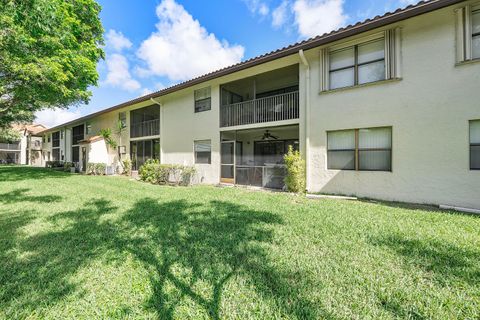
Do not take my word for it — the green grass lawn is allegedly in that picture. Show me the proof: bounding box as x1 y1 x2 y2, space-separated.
0 166 479 319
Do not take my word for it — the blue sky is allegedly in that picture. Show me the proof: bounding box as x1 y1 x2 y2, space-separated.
35 0 414 127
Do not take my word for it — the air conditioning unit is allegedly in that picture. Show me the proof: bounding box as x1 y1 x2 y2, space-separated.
106 165 115 175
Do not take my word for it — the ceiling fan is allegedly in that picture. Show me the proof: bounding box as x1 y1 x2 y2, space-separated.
257 130 279 140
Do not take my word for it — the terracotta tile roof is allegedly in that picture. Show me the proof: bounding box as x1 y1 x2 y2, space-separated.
12 123 48 135
40 0 465 133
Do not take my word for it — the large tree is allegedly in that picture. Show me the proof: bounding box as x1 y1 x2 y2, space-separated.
0 0 104 128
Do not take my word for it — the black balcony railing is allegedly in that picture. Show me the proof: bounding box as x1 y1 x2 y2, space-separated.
220 91 299 128
130 119 160 138
0 142 20 150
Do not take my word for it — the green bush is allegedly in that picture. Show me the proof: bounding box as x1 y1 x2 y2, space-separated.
45 161 63 168
95 163 106 175
284 146 306 193
86 162 106 175
63 162 74 172
139 160 196 186
122 159 132 176
86 163 96 175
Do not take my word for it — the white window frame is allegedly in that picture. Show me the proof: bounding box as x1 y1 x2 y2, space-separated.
456 3 480 63
119 112 127 128
85 122 92 135
194 140 212 164
470 119 480 170
327 126 393 172
320 29 401 92
194 87 211 113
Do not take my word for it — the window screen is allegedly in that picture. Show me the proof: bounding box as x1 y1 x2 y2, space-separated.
471 120 480 169
194 87 211 113
327 127 392 171
194 140 211 164
473 10 480 59
327 130 356 170
329 39 385 90
358 127 392 171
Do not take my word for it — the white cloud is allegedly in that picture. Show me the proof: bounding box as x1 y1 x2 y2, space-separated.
293 0 348 38
400 0 418 5
105 29 132 51
103 53 141 91
137 0 244 81
243 0 270 16
35 108 82 128
272 1 289 28
141 88 153 96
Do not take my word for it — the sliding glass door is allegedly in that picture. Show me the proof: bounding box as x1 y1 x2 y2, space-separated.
130 139 160 170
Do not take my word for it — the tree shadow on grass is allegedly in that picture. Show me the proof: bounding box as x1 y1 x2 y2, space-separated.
369 233 480 319
118 198 331 319
0 188 62 204
370 234 480 285
1 196 332 319
0 199 118 316
0 166 69 182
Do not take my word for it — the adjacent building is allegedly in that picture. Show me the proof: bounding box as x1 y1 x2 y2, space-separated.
0 124 46 166
39 0 480 208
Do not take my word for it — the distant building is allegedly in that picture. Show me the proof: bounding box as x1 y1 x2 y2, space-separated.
0 124 47 166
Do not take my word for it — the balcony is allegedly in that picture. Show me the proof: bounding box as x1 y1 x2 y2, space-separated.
220 91 299 128
130 119 160 138
0 142 20 150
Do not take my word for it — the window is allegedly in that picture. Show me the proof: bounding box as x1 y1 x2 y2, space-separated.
194 140 211 164
471 120 480 170
72 146 80 163
52 132 60 148
52 148 60 161
43 136 46 143
456 5 480 62
328 127 392 171
320 29 401 92
327 130 355 170
72 124 85 145
473 9 480 59
194 87 211 112
329 39 385 90
86 122 92 135
47 134 51 143
119 112 127 128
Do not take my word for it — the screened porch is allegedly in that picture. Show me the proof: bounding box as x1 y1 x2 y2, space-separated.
220 125 299 189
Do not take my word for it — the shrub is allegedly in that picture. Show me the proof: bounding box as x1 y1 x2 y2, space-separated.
95 163 106 175
122 159 132 176
46 161 63 168
63 162 74 172
139 160 196 186
86 162 106 175
86 163 96 175
284 146 306 193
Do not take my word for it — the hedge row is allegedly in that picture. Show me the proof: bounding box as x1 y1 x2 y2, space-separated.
139 159 196 186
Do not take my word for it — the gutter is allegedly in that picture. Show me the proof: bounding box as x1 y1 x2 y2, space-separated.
299 49 311 192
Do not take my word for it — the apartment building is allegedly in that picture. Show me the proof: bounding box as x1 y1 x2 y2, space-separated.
40 0 480 208
0 124 46 166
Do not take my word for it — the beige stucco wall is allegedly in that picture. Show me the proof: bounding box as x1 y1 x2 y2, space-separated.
304 4 480 208
38 2 479 208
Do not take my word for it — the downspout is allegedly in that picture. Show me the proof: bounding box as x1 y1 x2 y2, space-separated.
299 49 311 192
150 97 163 163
